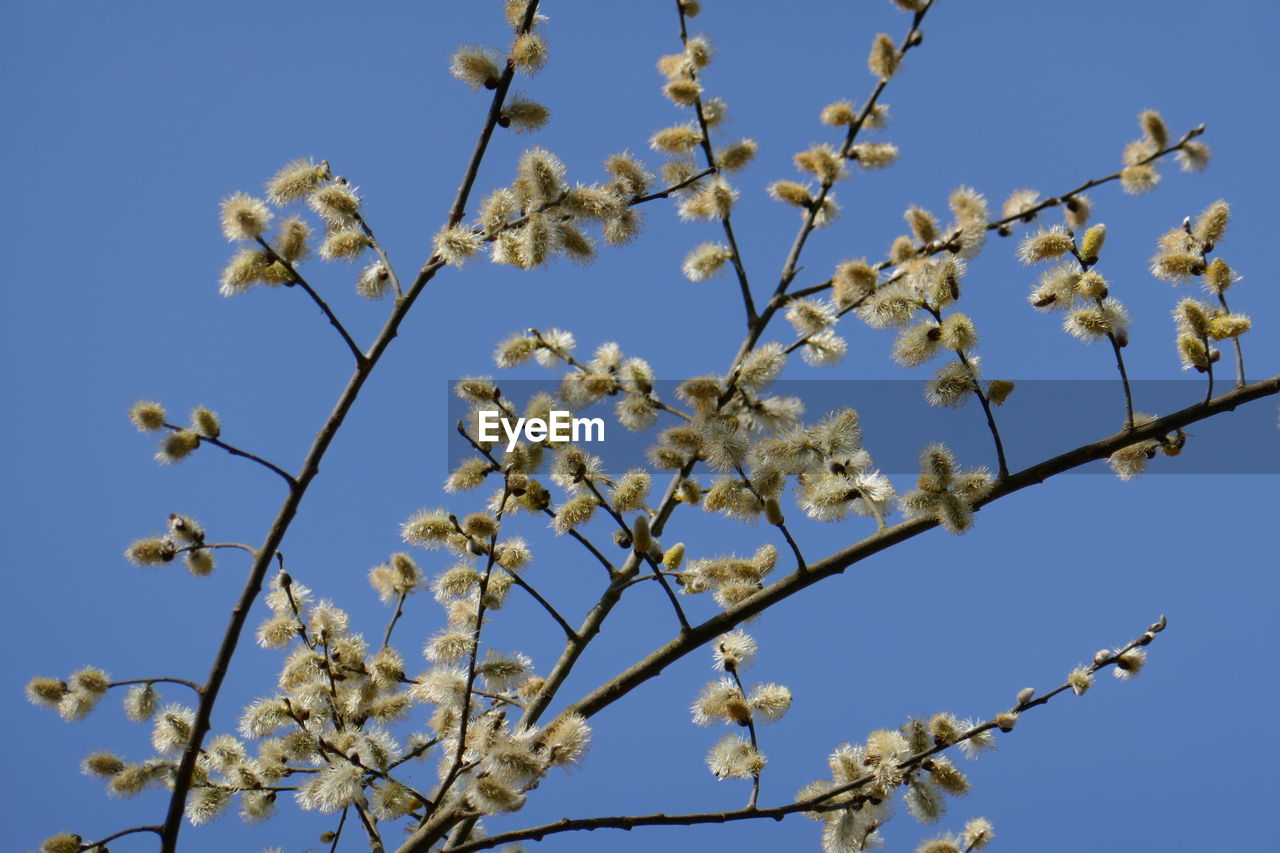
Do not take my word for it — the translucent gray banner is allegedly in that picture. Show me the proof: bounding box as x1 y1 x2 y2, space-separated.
446 380 1279 476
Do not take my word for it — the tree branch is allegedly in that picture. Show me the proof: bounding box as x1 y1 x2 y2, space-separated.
155 3 543 846
254 236 367 367
675 0 757 326
444 620 1160 852
560 374 1280 723
161 422 297 488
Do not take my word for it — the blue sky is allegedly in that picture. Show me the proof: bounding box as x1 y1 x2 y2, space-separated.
4 1 1278 851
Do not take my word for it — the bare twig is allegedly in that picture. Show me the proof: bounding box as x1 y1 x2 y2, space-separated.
254 236 367 367
161 422 297 488
76 825 163 850
676 0 757 326
381 589 410 650
107 677 202 696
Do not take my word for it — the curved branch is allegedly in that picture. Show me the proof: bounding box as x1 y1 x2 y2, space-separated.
161 422 297 488
107 677 202 695
446 620 1160 853
562 374 1280 722
254 236 367 367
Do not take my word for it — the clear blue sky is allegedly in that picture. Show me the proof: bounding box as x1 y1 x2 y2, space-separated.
4 1 1278 851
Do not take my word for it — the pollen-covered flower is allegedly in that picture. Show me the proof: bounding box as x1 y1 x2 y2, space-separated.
357 261 393 300
219 248 273 295
707 733 765 779
1193 200 1230 246
129 400 167 431
868 33 899 79
1120 163 1160 195
502 95 551 133
551 494 598 535
900 443 992 534
320 228 371 261
663 78 702 107
718 139 758 172
748 683 792 723
925 360 978 408
1112 648 1147 679
768 180 813 208
795 144 845 184
151 703 195 753
1064 298 1129 345
451 45 502 90
220 192 272 241
832 258 878 308
1017 225 1075 265
1176 139 1212 172
850 141 899 169
712 631 757 672
156 430 201 464
402 508 454 548
1054 194 1089 232
786 298 834 335
266 158 325 205
821 100 857 126
434 226 482 266
964 817 996 850
801 328 847 366
512 31 548 74
308 182 362 227
1068 666 1094 695
682 242 733 281
1139 109 1169 149
679 177 737 222
1002 188 1040 221
650 124 703 156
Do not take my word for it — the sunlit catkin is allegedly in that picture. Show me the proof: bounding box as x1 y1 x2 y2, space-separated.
868 33 899 79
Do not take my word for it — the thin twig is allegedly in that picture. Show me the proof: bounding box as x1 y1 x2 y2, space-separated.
676 0 757 326
732 461 807 570
107 677 203 695
1216 291 1246 387
632 166 717 204
727 666 762 809
254 236 367 367
160 422 297 488
920 305 1009 478
499 567 580 641
77 825 163 850
1070 247 1136 430
382 589 409 650
328 807 349 853
354 210 404 300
